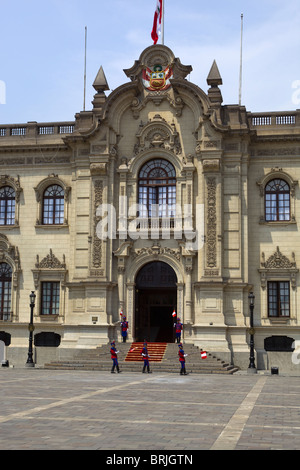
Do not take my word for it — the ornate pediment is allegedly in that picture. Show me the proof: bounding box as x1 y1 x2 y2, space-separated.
32 249 67 290
261 247 296 270
134 115 182 156
259 247 298 289
35 249 66 270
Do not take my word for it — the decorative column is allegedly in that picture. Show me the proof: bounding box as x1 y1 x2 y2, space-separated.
185 267 193 324
113 241 132 316
117 267 125 313
117 157 129 240
180 243 196 327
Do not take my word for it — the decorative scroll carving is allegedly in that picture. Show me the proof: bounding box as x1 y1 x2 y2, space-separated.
134 115 182 156
32 249 68 292
261 247 296 270
202 159 220 173
133 243 181 261
91 179 103 275
90 163 107 176
36 249 66 269
206 177 217 269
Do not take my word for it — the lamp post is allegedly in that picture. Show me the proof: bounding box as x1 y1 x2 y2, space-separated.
248 291 257 373
26 291 36 368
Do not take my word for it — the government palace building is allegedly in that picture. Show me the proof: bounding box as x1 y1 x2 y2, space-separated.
1 44 300 372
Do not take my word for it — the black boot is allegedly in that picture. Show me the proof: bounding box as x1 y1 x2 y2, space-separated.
183 367 188 375
117 366 121 373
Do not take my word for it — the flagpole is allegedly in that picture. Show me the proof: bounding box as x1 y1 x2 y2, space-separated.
83 26 87 111
162 0 165 45
239 13 243 106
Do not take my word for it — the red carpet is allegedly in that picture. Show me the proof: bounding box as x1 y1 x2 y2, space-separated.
125 342 167 362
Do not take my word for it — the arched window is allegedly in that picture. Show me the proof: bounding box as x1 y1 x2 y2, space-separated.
0 186 15 225
43 185 65 225
265 179 290 222
0 263 12 321
138 159 176 218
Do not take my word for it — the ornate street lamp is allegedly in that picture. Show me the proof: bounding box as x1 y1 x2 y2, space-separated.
248 291 257 373
26 291 36 368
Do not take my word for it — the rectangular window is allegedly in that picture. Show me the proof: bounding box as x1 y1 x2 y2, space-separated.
268 281 290 317
0 280 11 320
41 282 60 315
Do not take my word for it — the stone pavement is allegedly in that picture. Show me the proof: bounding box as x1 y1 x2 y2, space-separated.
1 368 300 451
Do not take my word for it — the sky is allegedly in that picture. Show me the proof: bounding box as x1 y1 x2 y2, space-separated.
0 0 300 124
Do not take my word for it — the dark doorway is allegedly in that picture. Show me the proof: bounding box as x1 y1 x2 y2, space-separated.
135 261 177 342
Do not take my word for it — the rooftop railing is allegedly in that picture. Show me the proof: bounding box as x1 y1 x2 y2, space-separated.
249 111 299 128
0 121 75 138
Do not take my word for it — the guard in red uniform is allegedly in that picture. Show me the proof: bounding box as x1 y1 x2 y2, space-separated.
110 341 121 373
174 318 183 343
141 341 152 373
120 315 129 343
178 343 188 375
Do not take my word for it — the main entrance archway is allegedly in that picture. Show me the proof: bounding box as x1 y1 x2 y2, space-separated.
135 261 177 342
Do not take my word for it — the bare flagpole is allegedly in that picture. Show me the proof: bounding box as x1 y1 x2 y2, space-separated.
83 26 87 111
161 0 165 45
239 13 244 106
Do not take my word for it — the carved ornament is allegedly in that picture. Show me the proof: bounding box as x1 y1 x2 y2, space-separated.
134 115 182 156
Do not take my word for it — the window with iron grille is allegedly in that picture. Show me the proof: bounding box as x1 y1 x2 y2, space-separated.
268 281 290 317
42 185 65 225
0 186 15 225
41 282 60 315
0 263 12 321
138 159 176 218
265 179 290 221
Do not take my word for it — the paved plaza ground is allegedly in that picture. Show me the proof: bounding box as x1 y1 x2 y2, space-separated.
0 368 300 453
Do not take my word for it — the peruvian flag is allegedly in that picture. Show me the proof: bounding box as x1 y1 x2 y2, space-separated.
201 351 207 360
151 0 163 45
172 309 176 318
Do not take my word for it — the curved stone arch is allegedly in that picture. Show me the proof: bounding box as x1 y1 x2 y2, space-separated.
125 254 185 341
34 175 71 226
101 82 137 123
257 169 298 196
256 169 298 223
127 253 184 286
34 175 71 202
104 84 138 133
171 79 210 118
128 149 183 180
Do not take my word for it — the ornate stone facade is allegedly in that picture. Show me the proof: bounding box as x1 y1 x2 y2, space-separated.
1 44 300 370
